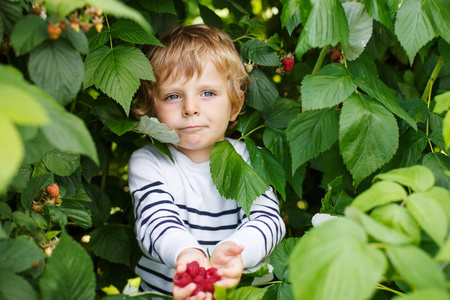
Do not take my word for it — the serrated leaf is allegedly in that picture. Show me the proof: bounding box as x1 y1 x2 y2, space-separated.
384 128 428 170
83 45 154 116
236 110 260 135
82 183 111 227
375 165 435 192
134 116 180 144
43 205 68 228
245 137 286 200
42 151 81 177
438 38 450 66
281 0 301 35
421 152 450 189
261 97 301 129
210 141 269 217
361 0 394 32
241 39 280 67
342 2 373 61
229 286 267 300
137 0 176 14
198 3 224 29
40 230 96 300
87 30 109 51
0 0 22 36
29 39 84 106
351 181 407 212
0 271 38 300
287 108 339 174
270 237 300 281
295 0 349 59
394 0 436 64
0 239 46 273
59 199 92 229
348 55 417 129
10 15 47 55
386 245 447 290
421 186 450 223
406 193 447 245
111 20 163 46
339 94 398 183
301 63 356 111
289 218 386 300
424 0 450 44
248 68 279 112
64 25 89 54
90 224 131 265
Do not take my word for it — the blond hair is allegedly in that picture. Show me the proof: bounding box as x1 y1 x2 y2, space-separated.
133 24 249 117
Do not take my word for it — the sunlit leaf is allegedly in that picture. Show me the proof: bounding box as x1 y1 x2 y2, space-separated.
351 181 407 212
134 116 180 144
0 117 23 194
375 165 435 192
342 2 373 61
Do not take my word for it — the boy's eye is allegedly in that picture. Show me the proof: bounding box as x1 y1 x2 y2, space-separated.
165 94 180 100
202 91 215 97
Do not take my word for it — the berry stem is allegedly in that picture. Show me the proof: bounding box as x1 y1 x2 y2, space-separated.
311 45 330 75
234 123 266 146
104 14 113 50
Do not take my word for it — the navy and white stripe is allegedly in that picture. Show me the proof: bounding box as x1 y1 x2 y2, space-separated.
128 139 286 295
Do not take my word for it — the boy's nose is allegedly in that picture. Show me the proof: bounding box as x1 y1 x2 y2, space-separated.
183 98 200 116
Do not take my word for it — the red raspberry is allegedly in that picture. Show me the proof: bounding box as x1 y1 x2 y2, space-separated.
197 267 206 277
173 272 193 287
46 183 59 198
202 277 216 293
282 56 294 72
186 261 200 277
47 24 62 40
192 284 205 296
331 50 341 62
205 267 219 280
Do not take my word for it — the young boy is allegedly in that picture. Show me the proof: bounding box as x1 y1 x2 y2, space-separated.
128 24 286 300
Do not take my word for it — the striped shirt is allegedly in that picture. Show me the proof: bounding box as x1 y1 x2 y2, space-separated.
128 139 286 295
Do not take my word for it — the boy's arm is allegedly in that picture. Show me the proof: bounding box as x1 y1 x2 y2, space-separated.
129 149 206 268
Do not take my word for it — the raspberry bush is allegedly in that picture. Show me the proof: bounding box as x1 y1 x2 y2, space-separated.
1 0 449 300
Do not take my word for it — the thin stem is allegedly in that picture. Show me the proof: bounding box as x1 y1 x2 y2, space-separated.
234 123 266 145
252 280 283 287
376 284 405 297
421 56 444 102
104 14 113 50
312 45 330 75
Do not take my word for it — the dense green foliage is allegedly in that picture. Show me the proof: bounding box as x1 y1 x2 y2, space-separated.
1 0 449 299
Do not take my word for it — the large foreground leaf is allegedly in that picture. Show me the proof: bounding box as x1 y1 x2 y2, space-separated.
289 219 386 300
342 2 373 61
287 108 340 174
210 141 269 217
84 45 154 116
90 224 131 265
339 94 398 183
40 230 96 300
295 0 349 59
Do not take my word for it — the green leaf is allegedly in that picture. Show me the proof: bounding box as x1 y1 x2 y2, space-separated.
0 0 22 36
370 204 421 244
42 151 81 177
346 206 414 245
394 0 436 64
40 230 96 300
237 110 260 135
435 238 450 262
422 152 450 189
10 15 47 55
384 128 428 170
406 193 447 246
134 116 180 144
229 286 267 300
348 55 417 129
289 218 386 300
339 94 398 183
261 97 301 129
432 91 450 114
245 137 286 200
0 117 23 194
137 0 176 14
43 205 68 228
90 224 131 265
241 39 280 67
0 239 46 273
270 237 300 281
351 181 407 212
210 141 269 218
421 186 450 223
375 165 435 192
82 183 111 227
424 0 450 44
248 68 279 112
342 2 373 61
301 63 356 111
0 271 38 300
198 3 224 29
110 20 163 46
59 199 92 229
87 29 109 51
295 0 349 59
64 25 89 54
29 39 84 106
281 0 301 35
439 38 450 66
287 108 339 174
91 98 138 136
83 45 154 116
361 0 394 32
12 211 39 233
386 245 447 291
20 173 54 209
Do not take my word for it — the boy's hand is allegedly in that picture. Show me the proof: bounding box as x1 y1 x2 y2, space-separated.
210 242 244 288
173 248 212 300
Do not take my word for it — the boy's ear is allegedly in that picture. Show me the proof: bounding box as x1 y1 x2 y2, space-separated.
229 92 244 122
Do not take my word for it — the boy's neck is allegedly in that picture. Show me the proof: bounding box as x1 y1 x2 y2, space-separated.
173 146 213 164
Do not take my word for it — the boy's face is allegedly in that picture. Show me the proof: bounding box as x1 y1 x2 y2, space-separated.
155 60 241 163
